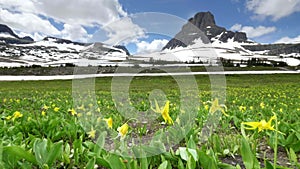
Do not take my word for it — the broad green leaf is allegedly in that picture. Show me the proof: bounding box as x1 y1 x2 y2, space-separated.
140 156 148 169
158 161 168 169
187 148 198 162
198 150 217 169
106 154 126 169
96 131 106 151
217 163 236 169
46 141 63 166
289 148 297 164
86 157 95 169
96 157 110 168
178 158 185 169
177 147 188 161
187 135 196 149
3 146 37 165
240 137 260 169
33 139 48 166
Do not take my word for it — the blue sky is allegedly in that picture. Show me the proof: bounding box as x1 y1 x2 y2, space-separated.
0 0 300 54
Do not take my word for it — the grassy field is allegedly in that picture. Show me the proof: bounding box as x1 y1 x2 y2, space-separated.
0 74 299 168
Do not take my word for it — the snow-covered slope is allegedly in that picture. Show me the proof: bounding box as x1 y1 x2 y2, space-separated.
140 37 300 67
0 39 128 67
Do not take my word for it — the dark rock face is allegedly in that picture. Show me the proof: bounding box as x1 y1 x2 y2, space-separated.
234 32 247 42
243 43 300 55
21 36 34 42
0 24 34 44
113 45 130 56
0 24 19 38
163 11 248 50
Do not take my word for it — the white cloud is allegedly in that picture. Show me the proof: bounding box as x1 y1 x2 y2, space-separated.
0 9 60 36
246 0 300 21
0 0 145 43
136 39 169 54
103 17 146 45
275 35 300 44
17 32 44 41
34 0 127 26
61 24 92 42
230 24 276 38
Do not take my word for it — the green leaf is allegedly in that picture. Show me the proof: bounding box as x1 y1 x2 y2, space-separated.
96 131 106 151
187 148 198 162
158 161 168 169
198 150 217 169
240 137 260 169
177 147 188 161
264 160 273 169
178 158 185 169
33 139 48 166
187 155 196 169
187 135 196 149
86 157 95 169
289 148 297 164
217 163 236 169
95 157 110 168
3 146 37 165
106 154 126 169
140 156 148 169
46 141 63 166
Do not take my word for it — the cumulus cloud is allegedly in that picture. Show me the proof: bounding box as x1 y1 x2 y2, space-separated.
0 9 60 36
275 35 300 44
246 0 300 21
61 24 92 42
230 24 276 38
103 17 146 45
0 0 145 43
136 39 169 54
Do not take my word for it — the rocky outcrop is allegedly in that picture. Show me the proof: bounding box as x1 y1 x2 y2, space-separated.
243 43 300 55
163 11 248 50
0 24 19 38
0 24 34 44
113 45 130 56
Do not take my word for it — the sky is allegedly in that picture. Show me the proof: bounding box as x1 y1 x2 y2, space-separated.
0 0 300 54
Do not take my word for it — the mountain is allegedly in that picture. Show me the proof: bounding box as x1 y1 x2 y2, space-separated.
163 11 248 50
0 24 130 67
157 11 300 67
0 24 34 44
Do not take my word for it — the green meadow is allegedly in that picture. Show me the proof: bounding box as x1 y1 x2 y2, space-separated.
0 74 299 169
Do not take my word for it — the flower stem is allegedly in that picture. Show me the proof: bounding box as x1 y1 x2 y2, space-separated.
273 115 278 169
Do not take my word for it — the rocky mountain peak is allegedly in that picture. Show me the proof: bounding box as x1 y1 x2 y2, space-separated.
0 24 19 38
189 11 216 31
163 11 248 50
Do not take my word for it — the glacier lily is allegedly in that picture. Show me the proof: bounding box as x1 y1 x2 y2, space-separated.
208 98 228 116
104 117 113 129
152 99 173 125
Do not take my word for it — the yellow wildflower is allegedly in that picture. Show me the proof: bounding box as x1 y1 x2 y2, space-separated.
151 99 174 125
42 105 49 110
260 102 265 109
117 123 129 139
54 107 60 112
6 115 12 120
41 111 46 116
242 115 277 132
209 98 228 116
152 99 162 113
87 129 96 139
68 108 77 116
161 101 173 125
12 111 23 120
104 117 113 129
239 106 246 112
